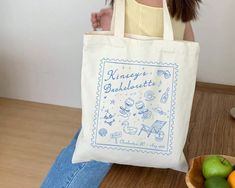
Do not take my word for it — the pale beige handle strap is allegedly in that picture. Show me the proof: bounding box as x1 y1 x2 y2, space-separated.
162 0 174 40
113 0 125 38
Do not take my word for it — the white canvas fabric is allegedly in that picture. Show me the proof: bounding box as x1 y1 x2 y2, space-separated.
72 0 200 172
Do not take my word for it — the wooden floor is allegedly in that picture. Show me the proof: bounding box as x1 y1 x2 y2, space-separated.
0 83 235 188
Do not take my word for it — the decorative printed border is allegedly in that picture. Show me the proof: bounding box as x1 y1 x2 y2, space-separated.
91 58 179 155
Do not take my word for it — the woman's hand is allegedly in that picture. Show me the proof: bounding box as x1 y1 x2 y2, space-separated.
91 8 113 31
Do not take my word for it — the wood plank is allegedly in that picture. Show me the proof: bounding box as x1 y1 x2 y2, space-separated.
0 98 81 188
101 89 235 187
196 82 235 95
0 82 235 188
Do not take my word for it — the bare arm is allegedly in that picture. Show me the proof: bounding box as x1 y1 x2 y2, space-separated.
183 22 195 41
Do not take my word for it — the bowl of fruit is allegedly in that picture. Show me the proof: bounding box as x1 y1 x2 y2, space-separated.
185 155 235 188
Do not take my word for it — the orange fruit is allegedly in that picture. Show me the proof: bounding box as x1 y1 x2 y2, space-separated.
228 170 235 188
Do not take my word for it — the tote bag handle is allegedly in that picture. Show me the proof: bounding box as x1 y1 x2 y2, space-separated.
112 0 174 41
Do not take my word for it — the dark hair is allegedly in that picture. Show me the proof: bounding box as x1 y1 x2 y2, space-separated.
107 0 201 22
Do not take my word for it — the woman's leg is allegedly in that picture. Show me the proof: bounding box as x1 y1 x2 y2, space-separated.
40 127 113 188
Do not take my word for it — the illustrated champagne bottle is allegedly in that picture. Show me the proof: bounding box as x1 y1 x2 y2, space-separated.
160 88 170 104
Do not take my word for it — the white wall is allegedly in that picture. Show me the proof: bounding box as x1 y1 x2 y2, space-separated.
0 0 234 108
193 0 235 85
0 0 104 108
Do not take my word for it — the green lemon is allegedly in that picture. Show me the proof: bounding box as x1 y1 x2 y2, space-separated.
204 176 230 188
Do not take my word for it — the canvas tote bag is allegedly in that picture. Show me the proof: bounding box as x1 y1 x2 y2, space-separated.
72 0 200 172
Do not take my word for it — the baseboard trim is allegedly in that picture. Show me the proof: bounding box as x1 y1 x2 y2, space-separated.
196 82 235 95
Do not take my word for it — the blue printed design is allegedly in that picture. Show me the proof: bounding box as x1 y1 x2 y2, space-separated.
122 121 138 135
138 120 166 138
157 70 171 79
135 101 152 119
103 110 115 126
153 107 168 116
110 131 122 144
160 87 170 104
98 128 108 137
119 98 134 118
91 58 178 155
144 90 156 101
110 100 115 105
